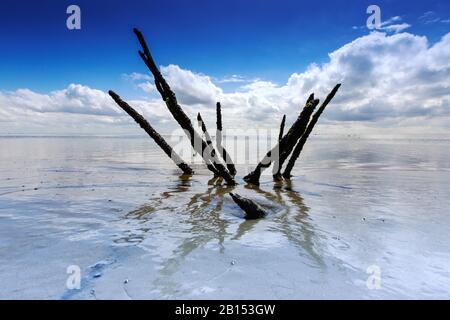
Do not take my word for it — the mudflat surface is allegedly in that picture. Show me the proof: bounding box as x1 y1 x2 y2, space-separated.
1 136 449 299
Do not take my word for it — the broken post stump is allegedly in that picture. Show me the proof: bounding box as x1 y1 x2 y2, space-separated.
229 192 268 220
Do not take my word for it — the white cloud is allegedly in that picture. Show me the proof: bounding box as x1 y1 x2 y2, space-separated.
381 16 402 26
380 23 411 33
216 75 247 83
183 31 450 131
137 81 156 94
1 31 450 136
353 16 411 33
419 11 450 25
281 32 450 122
380 16 411 33
1 84 119 116
419 11 441 24
214 75 261 84
122 72 152 82
0 84 172 135
160 64 222 106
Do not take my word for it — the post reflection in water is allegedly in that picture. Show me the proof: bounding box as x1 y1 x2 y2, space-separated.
121 174 325 282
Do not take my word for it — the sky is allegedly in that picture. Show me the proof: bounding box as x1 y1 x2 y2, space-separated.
0 0 449 136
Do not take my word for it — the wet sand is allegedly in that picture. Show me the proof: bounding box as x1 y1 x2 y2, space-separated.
1 136 450 299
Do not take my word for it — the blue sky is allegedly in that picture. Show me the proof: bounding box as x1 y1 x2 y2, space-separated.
0 0 448 94
0 0 449 135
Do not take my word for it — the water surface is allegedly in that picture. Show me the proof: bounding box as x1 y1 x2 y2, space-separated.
1 136 449 299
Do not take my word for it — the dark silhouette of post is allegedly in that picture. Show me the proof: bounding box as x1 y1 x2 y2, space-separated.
109 91 193 175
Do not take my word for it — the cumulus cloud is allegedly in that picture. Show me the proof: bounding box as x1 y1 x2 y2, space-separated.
160 64 222 106
208 31 449 128
1 31 450 136
1 84 119 117
137 81 156 94
170 31 450 130
0 84 173 135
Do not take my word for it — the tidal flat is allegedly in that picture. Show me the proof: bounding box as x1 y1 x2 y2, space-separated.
1 136 449 299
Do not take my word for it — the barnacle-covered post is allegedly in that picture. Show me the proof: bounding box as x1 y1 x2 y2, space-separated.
216 102 237 176
109 90 193 175
283 84 341 178
244 95 319 185
133 28 236 185
272 114 286 180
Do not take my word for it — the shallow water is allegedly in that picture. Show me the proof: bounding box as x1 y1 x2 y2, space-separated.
1 136 450 299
